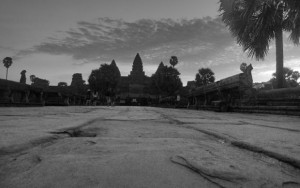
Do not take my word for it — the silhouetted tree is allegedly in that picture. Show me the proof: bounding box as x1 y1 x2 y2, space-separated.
30 75 49 88
169 56 178 68
3 57 13 80
151 63 182 96
269 67 300 88
150 62 165 94
88 69 98 91
194 68 215 105
88 60 121 96
219 0 300 88
110 59 121 85
20 70 26 84
30 75 36 83
58 82 68 87
195 68 215 87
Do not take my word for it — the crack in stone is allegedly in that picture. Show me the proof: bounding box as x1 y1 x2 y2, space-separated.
170 155 239 188
157 111 300 170
51 129 97 137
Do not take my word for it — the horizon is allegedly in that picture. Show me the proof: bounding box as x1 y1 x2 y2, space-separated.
1 0 299 86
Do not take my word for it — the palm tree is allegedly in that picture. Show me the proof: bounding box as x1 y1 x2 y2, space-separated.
58 82 68 87
195 68 215 105
219 0 300 88
3 57 13 80
195 68 215 87
169 56 178 68
270 67 300 87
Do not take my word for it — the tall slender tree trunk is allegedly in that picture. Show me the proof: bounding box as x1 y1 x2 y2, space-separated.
6 68 8 80
275 28 284 88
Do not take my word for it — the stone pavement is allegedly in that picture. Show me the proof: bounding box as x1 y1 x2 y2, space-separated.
0 106 299 187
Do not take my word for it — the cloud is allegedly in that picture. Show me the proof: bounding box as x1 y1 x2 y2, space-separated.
285 58 300 71
12 17 299 85
27 17 233 65
0 45 15 51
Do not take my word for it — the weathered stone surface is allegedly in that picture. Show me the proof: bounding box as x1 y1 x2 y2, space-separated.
0 107 299 187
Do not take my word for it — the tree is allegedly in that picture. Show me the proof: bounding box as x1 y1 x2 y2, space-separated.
151 62 165 94
30 75 36 83
151 63 182 96
3 57 13 80
219 0 300 88
58 82 68 87
30 75 49 88
269 67 300 88
195 68 215 87
291 71 300 82
194 68 215 105
88 60 121 96
88 69 99 91
110 59 121 83
169 56 178 68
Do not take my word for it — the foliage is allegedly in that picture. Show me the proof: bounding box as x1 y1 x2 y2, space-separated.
88 60 121 96
219 0 300 88
110 60 121 77
3 57 13 68
30 75 36 83
151 63 183 96
195 68 215 87
169 56 178 68
3 57 13 80
88 69 98 91
30 75 50 88
58 82 68 87
220 0 300 58
269 67 300 88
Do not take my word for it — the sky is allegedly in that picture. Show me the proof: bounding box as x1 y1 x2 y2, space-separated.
1 0 299 86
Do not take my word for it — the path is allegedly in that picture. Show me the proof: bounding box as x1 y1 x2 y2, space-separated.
0 106 300 187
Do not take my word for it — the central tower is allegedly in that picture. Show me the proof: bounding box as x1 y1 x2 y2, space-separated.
129 53 145 83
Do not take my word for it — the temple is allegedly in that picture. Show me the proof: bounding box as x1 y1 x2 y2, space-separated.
116 53 153 102
129 53 145 84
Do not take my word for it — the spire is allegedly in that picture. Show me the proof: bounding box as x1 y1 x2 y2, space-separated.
129 53 145 83
130 53 145 77
131 53 144 74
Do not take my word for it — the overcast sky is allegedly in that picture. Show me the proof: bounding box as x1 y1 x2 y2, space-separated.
1 0 299 86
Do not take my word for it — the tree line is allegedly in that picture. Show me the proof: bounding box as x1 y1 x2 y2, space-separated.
2 55 299 95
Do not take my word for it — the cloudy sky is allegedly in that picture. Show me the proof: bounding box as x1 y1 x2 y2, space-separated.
1 0 299 86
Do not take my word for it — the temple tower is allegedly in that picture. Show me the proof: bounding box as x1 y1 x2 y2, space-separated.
129 53 145 83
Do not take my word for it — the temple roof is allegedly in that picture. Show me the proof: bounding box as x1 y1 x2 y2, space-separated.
130 53 145 77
